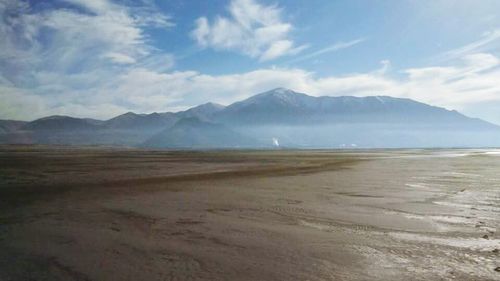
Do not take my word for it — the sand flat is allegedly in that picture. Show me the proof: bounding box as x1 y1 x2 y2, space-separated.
0 146 499 280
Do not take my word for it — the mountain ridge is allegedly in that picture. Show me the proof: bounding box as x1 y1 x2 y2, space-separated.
214 88 498 128
1 88 499 148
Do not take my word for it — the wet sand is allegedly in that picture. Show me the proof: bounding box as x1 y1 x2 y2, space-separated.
0 146 499 280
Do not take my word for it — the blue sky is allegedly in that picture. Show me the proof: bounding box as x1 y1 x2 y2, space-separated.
1 0 500 123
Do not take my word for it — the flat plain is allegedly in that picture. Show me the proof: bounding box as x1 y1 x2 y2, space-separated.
0 146 499 280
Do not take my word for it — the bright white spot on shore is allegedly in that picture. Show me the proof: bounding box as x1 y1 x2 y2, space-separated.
272 137 280 147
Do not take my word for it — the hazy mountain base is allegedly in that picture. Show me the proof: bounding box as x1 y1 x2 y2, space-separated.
142 117 260 148
233 124 500 148
3 124 500 148
0 146 499 280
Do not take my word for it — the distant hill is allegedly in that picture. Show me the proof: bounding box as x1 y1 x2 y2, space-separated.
104 112 178 130
0 120 27 133
176 102 225 121
1 88 499 148
22 115 102 131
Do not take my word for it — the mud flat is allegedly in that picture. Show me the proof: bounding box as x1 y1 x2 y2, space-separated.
0 146 499 280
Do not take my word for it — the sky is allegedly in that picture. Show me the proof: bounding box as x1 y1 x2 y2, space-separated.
1 0 500 123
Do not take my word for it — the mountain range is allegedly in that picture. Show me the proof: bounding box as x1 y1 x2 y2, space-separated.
2 88 499 148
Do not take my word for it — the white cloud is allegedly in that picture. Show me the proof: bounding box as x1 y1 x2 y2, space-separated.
63 0 112 14
191 0 305 61
374 60 391 75
103 52 137 64
402 53 500 108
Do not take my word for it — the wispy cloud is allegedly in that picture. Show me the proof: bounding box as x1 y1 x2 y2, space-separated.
437 29 500 62
0 0 175 119
0 0 173 81
286 38 366 64
191 0 306 61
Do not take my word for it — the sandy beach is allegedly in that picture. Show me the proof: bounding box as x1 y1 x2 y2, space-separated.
0 146 499 280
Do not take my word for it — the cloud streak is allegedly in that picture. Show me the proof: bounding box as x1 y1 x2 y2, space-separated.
287 38 366 64
437 29 500 62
